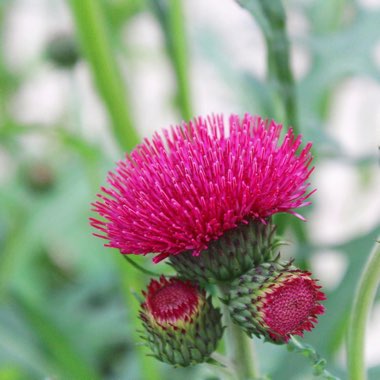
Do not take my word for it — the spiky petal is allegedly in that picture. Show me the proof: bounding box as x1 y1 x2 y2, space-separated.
91 114 314 262
227 261 326 343
140 276 223 366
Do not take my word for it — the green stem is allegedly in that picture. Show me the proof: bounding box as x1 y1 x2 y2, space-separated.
236 0 299 134
228 319 258 380
167 0 192 121
236 0 306 256
219 286 258 380
347 237 380 380
288 336 339 379
68 0 140 151
122 254 161 277
208 352 235 380
149 0 192 121
67 6 159 380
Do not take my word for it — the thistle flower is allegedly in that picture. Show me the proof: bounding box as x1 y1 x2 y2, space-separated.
227 260 325 343
91 114 314 264
139 276 223 366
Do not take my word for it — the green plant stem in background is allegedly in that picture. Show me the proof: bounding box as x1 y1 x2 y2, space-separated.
236 0 299 134
68 0 140 152
149 0 193 121
67 4 161 379
219 286 258 380
237 0 308 265
347 237 380 380
167 0 192 120
15 293 101 380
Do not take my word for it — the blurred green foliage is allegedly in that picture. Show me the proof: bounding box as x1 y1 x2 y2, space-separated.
0 0 379 379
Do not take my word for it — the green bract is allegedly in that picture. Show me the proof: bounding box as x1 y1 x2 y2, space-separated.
170 220 279 283
139 277 223 367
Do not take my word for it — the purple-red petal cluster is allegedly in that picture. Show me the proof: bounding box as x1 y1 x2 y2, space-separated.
141 276 201 325
91 114 314 262
262 272 326 342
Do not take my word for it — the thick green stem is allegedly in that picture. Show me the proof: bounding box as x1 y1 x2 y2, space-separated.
68 0 140 152
347 237 380 380
227 319 258 380
219 286 258 380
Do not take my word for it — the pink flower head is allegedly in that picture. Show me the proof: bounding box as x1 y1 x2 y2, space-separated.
260 271 326 342
91 114 314 262
141 276 202 328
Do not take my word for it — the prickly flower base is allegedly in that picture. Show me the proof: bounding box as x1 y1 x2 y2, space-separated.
227 260 326 343
140 276 223 367
170 219 279 283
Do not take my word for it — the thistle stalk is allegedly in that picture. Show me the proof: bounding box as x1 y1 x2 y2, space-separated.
347 237 380 380
236 0 298 134
219 285 258 380
68 0 139 152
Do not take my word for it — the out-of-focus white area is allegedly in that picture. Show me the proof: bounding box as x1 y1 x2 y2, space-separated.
2 0 380 369
359 0 380 9
310 250 348 290
10 68 70 126
124 13 177 136
329 78 380 157
187 0 266 79
311 160 380 244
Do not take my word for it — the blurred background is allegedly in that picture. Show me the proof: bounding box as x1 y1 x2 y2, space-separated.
0 0 379 379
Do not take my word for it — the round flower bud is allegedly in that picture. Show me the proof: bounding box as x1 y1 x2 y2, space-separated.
170 219 279 283
227 260 326 343
140 276 223 366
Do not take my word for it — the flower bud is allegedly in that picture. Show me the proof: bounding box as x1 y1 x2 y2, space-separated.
227 260 326 343
170 219 278 283
46 34 80 69
140 276 223 366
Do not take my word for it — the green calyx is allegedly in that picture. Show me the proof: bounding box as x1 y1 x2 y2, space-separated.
169 219 280 283
140 295 223 367
227 259 293 342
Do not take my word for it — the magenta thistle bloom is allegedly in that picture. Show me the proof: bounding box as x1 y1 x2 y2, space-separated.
91 114 314 263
